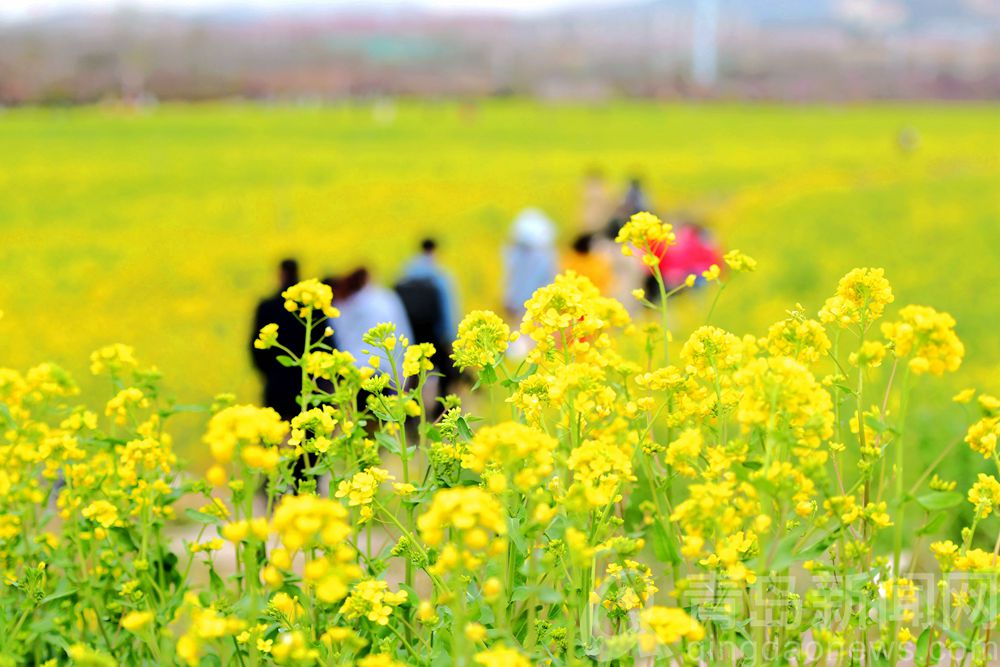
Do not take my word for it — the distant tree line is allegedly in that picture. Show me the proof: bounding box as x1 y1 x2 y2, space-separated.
1 5 997 105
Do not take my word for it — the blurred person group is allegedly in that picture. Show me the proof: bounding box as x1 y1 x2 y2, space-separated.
251 239 459 428
502 171 724 321
253 173 724 425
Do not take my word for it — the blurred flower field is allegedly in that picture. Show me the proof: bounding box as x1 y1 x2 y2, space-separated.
1 101 997 473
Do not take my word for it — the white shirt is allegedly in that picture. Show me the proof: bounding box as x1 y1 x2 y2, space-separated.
333 284 415 372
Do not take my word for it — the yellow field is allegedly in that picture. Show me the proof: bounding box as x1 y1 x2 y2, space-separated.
1 101 997 464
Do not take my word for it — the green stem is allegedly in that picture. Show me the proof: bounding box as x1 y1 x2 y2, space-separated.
652 267 671 365
705 281 727 324
299 310 314 414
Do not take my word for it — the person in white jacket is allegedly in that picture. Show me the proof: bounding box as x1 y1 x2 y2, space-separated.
502 208 558 319
332 267 414 373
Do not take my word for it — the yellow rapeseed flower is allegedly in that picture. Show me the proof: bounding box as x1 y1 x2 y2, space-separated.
451 310 510 370
81 500 118 528
202 405 287 464
639 606 705 651
417 487 506 558
120 610 153 632
474 645 532 667
281 278 339 319
882 304 964 375
462 422 556 492
339 580 408 626
614 211 675 251
819 267 894 327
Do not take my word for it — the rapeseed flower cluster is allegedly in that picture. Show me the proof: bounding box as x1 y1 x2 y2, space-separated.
339 580 408 626
520 271 629 360
615 211 675 268
282 278 339 319
418 487 507 569
639 606 705 651
818 267 894 327
204 404 288 464
271 494 352 552
461 421 556 492
89 342 138 376
451 310 510 370
881 304 964 375
336 467 391 522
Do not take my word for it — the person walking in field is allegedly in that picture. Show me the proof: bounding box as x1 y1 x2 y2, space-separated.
252 258 331 488
607 175 653 236
398 238 458 350
397 238 459 407
622 176 652 218
251 258 327 421
563 232 612 294
602 176 656 312
333 266 414 373
643 221 723 298
503 208 558 320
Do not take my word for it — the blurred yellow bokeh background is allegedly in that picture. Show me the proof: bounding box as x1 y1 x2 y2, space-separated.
2 101 997 466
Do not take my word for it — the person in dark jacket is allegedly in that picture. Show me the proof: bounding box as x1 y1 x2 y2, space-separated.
251 258 324 420
397 239 460 412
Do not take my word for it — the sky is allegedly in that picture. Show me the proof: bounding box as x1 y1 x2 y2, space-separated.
0 0 635 21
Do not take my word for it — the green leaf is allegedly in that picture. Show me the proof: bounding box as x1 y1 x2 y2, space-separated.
40 633 73 653
915 491 963 512
369 400 398 423
456 417 474 441
40 589 77 606
769 530 836 573
276 355 298 368
833 383 856 395
0 402 16 425
184 508 222 526
939 625 966 647
431 646 453 667
868 654 891 667
864 413 887 433
477 606 496 624
479 364 498 386
374 431 401 455
111 525 140 550
915 627 929 664
507 517 527 554
208 567 226 597
513 363 538 382
916 513 947 537
914 627 943 666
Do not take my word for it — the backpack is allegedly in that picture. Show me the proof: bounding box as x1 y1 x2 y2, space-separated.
395 277 444 345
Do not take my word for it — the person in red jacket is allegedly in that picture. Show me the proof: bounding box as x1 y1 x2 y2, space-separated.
643 222 723 298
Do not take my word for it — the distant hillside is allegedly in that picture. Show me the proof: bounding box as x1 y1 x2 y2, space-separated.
0 0 997 103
